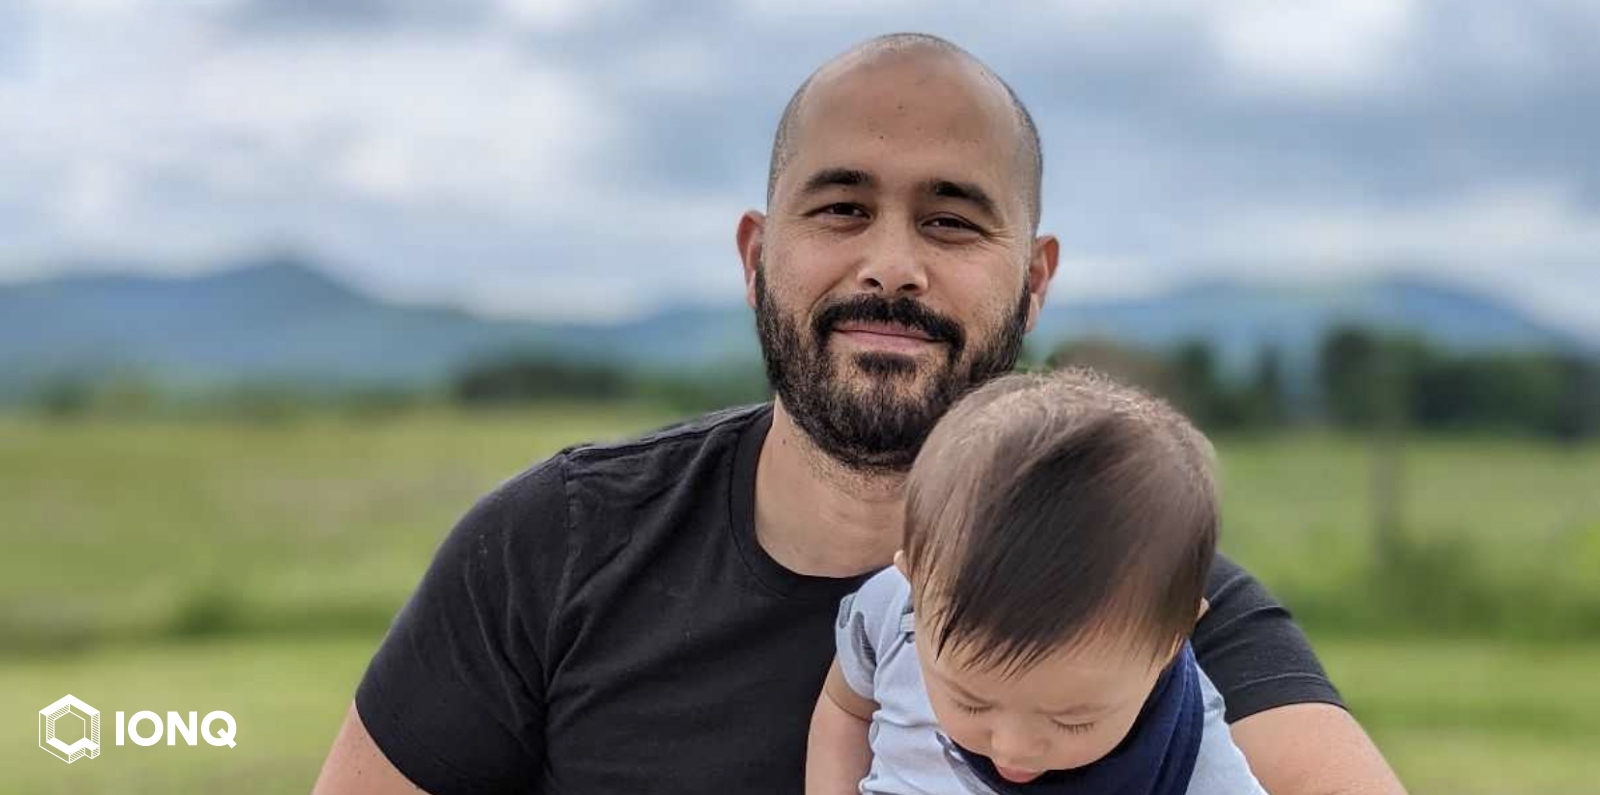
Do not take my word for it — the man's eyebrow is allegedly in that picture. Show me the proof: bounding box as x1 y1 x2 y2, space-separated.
927 179 1001 220
799 167 873 196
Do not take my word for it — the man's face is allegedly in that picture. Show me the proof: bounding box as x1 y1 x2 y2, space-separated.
745 52 1054 472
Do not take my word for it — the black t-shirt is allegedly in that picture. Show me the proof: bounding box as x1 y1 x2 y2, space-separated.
355 405 1342 795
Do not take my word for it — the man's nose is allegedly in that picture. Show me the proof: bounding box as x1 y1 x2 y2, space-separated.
854 223 928 298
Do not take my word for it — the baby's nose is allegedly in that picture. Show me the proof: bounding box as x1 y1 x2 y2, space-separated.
987 721 1047 761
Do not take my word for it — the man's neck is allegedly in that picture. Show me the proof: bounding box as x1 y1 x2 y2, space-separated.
753 400 906 578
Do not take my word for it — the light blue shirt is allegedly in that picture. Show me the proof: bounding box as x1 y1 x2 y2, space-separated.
833 568 1268 795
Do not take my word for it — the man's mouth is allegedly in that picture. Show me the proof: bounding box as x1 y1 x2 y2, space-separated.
831 321 940 354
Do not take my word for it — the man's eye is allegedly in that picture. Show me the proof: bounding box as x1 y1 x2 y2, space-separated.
926 216 977 231
817 203 867 218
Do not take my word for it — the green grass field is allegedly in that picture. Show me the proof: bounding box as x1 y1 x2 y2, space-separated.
3 405 1598 793
2 636 1594 795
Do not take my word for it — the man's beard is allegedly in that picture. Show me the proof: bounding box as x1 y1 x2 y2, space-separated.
754 266 1030 473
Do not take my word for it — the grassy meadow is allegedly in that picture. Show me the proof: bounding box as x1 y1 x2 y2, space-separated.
2 404 1597 793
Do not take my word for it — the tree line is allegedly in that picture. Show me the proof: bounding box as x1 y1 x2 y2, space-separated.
451 325 1598 440
29 325 1599 439
1047 326 1600 440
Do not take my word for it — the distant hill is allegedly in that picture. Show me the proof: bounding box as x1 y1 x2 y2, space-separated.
0 256 554 398
1031 276 1591 377
0 256 1591 401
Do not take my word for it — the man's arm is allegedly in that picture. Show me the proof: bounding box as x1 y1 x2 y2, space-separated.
312 703 430 795
1231 704 1406 795
1195 554 1405 795
805 660 877 795
313 458 570 794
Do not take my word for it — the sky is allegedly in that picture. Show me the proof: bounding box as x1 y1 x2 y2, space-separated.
2 0 1598 338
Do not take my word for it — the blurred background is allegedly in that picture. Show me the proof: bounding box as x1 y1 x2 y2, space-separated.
2 1 1598 792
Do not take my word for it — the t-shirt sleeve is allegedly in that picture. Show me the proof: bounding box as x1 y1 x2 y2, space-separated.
1193 553 1345 723
354 456 571 795
833 568 908 701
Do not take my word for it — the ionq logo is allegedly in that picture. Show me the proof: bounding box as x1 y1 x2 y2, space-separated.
39 694 99 764
38 694 237 765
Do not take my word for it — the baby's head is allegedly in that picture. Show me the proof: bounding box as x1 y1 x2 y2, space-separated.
899 368 1218 783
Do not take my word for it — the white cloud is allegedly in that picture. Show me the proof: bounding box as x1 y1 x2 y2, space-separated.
46 0 143 16
0 4 618 268
734 0 920 20
1 0 1598 342
1047 254 1165 304
54 161 132 225
184 37 616 209
1205 0 1417 97
1194 181 1600 337
1456 4 1561 81
494 0 628 32
1200 181 1600 268
613 38 717 93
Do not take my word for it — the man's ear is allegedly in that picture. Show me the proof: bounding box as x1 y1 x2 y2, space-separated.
893 549 909 579
737 211 766 310
1197 597 1210 623
1022 234 1059 334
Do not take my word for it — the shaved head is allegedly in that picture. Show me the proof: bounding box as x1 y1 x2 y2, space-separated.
766 33 1044 229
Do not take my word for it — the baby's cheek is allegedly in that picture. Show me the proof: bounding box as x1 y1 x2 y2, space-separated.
930 706 986 750
1097 712 1143 755
1046 712 1143 770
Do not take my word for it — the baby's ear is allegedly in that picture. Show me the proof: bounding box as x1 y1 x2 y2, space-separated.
893 549 909 578
1196 598 1211 622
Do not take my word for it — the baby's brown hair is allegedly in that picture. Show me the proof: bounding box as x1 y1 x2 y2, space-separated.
903 367 1219 674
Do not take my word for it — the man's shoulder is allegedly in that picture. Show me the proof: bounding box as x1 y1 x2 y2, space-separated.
561 403 770 469
448 403 770 562
478 403 771 514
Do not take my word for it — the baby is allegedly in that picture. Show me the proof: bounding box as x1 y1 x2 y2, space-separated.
806 368 1265 794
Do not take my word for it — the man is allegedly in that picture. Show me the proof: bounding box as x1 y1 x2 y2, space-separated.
313 34 1406 795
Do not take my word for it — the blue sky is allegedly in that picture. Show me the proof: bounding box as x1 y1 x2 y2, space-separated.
3 0 1598 339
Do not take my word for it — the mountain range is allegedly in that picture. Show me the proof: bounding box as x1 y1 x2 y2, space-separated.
0 255 1591 400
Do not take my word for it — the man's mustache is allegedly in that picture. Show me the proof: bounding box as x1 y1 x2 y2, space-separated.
811 295 966 356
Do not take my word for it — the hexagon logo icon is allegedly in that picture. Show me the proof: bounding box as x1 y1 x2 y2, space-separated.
39 694 100 764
